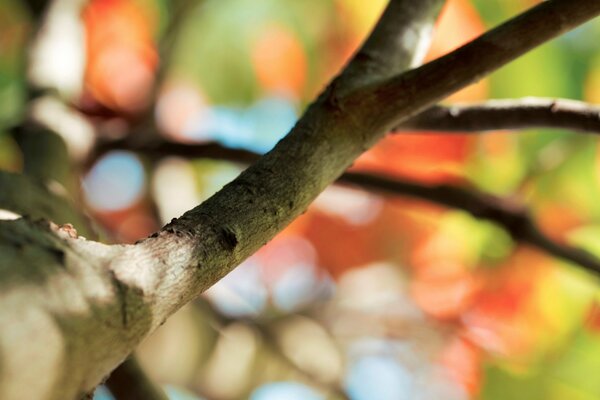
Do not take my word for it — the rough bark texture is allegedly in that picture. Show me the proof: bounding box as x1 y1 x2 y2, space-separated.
1 0 600 399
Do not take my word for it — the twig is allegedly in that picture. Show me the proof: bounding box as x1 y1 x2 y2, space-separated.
341 172 600 276
399 98 600 133
99 138 600 276
105 357 169 400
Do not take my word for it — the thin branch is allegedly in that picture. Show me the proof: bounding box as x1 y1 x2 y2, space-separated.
398 98 600 133
92 96 600 165
103 138 600 276
104 357 169 400
341 172 600 276
366 0 600 132
336 0 445 93
120 0 453 308
254 324 350 400
90 139 259 169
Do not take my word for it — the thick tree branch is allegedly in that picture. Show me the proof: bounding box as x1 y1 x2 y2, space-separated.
399 98 600 133
0 2 446 399
157 0 600 298
3 1 600 399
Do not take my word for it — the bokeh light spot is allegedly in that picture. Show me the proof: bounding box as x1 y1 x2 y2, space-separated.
345 356 413 400
83 151 145 211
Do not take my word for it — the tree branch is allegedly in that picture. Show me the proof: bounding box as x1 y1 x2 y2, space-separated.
0 2 447 398
155 0 600 304
365 0 600 132
104 357 168 400
98 137 600 276
199 300 350 400
4 1 600 399
335 0 445 92
398 98 600 133
341 172 600 275
92 96 600 165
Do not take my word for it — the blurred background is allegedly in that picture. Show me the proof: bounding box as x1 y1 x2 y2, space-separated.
1 0 600 399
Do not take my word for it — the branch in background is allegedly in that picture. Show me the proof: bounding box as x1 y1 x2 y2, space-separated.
198 300 350 400
93 138 260 167
399 98 600 133
254 324 350 400
92 96 600 165
22 0 51 24
341 173 600 276
131 0 202 132
98 138 600 276
104 357 168 400
158 0 201 75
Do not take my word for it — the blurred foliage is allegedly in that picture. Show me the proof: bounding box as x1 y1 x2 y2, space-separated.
1 0 600 399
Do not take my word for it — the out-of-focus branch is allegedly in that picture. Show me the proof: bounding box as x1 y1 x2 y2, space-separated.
254 324 350 400
22 0 51 24
198 300 350 400
398 98 600 133
98 138 600 276
158 0 200 75
104 357 169 400
92 138 259 167
341 172 600 276
92 96 600 166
